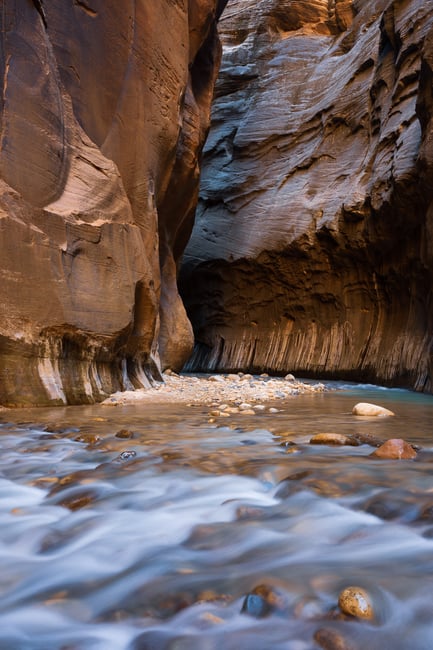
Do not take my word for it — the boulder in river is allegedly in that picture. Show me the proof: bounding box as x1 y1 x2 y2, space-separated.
370 439 417 460
352 403 395 417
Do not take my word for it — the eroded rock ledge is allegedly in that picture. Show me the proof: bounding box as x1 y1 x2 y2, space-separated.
181 0 433 392
0 0 226 406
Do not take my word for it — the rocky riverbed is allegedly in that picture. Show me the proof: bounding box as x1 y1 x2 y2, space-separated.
0 380 433 649
102 372 326 407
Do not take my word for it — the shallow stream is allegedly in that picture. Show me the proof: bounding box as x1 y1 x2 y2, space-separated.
0 380 433 649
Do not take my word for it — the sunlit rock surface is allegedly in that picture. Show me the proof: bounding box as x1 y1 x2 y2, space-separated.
181 0 433 392
0 0 226 405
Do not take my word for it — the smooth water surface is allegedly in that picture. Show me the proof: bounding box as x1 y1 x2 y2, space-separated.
0 381 432 649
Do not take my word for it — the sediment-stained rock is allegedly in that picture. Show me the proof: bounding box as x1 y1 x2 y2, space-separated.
0 0 225 405
370 438 417 459
181 0 433 393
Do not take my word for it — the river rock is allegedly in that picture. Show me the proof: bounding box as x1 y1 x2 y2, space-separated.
310 433 360 447
314 627 357 650
0 0 227 406
370 439 417 460
180 0 433 396
351 432 383 448
115 429 134 439
74 433 101 445
338 586 373 620
352 403 395 417
241 583 289 618
117 450 137 462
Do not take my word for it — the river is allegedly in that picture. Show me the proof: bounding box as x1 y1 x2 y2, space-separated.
0 380 432 649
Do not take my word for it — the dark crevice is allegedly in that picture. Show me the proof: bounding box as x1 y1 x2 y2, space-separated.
32 0 47 29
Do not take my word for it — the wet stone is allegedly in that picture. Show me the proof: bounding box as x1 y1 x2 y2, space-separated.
416 502 433 523
358 490 419 522
370 439 417 460
352 402 395 417
241 593 271 618
310 433 360 447
116 450 137 462
351 432 383 447
241 583 290 618
314 628 357 650
57 490 98 511
236 505 268 520
44 424 77 434
74 433 101 445
115 428 134 439
338 586 373 620
275 474 307 499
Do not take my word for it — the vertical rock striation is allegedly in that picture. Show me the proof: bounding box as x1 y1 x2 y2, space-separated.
0 0 225 406
181 0 433 392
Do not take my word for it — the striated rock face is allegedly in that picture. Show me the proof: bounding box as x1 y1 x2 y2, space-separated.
181 0 433 392
0 0 225 406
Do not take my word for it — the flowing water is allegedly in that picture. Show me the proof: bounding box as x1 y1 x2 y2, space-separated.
0 380 433 650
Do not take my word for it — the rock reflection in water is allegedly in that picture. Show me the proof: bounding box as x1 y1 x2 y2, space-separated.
0 383 432 649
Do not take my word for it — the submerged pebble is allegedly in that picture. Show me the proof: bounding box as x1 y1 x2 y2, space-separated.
241 583 290 618
314 627 357 650
115 428 134 439
116 450 137 461
310 433 360 447
241 592 272 618
74 433 101 445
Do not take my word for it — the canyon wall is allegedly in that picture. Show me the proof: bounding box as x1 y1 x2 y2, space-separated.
181 0 433 392
0 0 225 405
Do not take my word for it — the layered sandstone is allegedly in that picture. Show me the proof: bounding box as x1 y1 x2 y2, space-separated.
181 0 433 392
0 0 225 405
